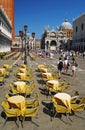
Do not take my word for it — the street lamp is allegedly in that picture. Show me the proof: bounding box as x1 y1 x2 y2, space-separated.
23 25 28 65
19 25 28 65
19 30 24 52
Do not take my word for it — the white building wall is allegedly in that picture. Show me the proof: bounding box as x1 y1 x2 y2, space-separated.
73 13 85 39
0 7 12 52
72 13 85 51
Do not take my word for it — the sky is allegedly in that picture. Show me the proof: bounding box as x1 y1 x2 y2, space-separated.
14 0 85 39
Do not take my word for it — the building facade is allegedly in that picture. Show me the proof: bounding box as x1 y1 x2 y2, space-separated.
0 0 14 39
72 13 85 52
41 19 73 51
0 7 12 52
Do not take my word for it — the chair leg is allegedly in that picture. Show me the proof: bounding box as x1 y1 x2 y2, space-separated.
66 113 72 124
50 106 56 121
15 120 19 128
3 117 7 127
15 117 19 128
31 118 39 127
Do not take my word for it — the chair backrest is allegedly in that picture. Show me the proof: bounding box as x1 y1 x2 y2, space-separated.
34 100 40 107
53 103 70 114
24 107 39 117
10 85 18 94
80 96 85 104
1 101 10 109
71 96 79 104
73 104 85 112
4 108 19 117
34 93 39 98
52 97 71 113
5 94 10 99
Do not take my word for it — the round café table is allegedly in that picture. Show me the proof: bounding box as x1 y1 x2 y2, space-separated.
0 68 5 74
3 64 9 68
40 68 48 73
8 95 26 116
17 68 27 73
42 73 52 79
38 65 47 70
16 73 26 80
13 81 26 93
20 64 27 69
46 80 59 90
54 92 71 109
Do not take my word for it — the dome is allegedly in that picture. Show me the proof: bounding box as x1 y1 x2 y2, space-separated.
60 19 73 30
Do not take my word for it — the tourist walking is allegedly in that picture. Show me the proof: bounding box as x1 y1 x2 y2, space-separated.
63 57 69 74
57 57 63 78
71 58 77 77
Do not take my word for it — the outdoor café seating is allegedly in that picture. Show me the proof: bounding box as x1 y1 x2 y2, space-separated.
1 100 20 127
46 80 69 96
50 92 85 123
0 68 10 78
3 64 12 72
1 95 39 127
16 68 33 76
19 64 28 69
13 81 26 94
26 99 40 108
50 92 72 122
16 73 33 82
0 76 4 85
23 106 39 123
37 64 48 71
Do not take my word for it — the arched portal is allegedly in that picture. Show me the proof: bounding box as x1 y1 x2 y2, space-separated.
50 40 57 50
50 40 57 46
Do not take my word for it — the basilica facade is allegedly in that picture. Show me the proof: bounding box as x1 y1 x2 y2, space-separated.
41 19 73 51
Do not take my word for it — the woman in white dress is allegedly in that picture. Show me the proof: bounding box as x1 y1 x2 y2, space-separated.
63 57 68 73
71 58 76 77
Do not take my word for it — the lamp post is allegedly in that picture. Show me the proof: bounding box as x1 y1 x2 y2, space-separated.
23 25 28 65
19 25 28 65
19 30 24 52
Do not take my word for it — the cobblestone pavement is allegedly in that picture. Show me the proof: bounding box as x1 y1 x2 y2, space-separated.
0 54 85 130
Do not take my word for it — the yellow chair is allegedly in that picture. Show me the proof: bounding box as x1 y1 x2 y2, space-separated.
26 80 35 87
46 85 69 98
71 96 85 110
71 95 79 104
51 99 72 122
16 74 33 82
5 93 11 99
0 69 10 78
2 108 20 127
79 96 85 104
0 76 5 85
26 99 40 108
25 85 35 97
1 101 10 109
23 106 39 126
10 84 19 95
71 103 85 112
58 85 69 92
3 64 12 72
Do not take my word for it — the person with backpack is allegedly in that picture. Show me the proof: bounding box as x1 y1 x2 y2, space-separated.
57 57 63 78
